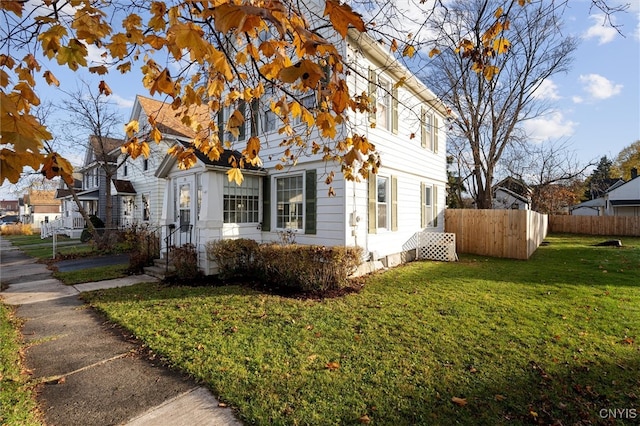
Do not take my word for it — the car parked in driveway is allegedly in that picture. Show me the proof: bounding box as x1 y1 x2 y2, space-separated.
0 215 20 227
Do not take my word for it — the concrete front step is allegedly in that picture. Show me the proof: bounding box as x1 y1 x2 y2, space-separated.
143 258 175 280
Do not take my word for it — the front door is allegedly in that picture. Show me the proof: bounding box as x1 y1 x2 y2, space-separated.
176 183 192 245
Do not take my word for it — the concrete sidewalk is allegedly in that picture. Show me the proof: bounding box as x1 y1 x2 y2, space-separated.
0 237 241 426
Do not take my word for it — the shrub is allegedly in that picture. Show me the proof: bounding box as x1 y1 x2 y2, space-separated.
80 215 105 243
125 225 160 274
256 244 363 293
0 223 33 236
167 243 202 282
205 238 259 280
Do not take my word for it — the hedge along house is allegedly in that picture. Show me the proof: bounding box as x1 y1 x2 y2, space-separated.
149 28 449 275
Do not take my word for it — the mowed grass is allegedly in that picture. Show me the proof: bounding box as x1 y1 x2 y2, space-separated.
83 234 640 425
0 304 40 426
53 264 130 285
3 234 94 259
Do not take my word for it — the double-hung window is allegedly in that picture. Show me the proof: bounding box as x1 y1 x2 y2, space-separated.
224 175 260 223
421 183 438 227
377 78 391 130
376 176 389 230
276 175 304 230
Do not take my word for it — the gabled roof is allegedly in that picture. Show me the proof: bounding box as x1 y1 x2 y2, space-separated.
569 197 605 210
85 135 123 165
155 139 264 179
135 96 211 139
493 176 532 197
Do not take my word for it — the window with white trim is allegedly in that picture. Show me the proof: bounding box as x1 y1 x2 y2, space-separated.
377 77 391 130
224 175 260 223
424 184 433 226
276 174 304 230
421 109 434 151
377 176 389 230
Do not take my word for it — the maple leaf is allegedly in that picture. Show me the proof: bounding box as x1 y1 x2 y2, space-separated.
38 25 67 60
227 167 244 186
279 60 324 88
451 396 467 406
326 361 340 371
402 44 416 58
429 48 441 58
124 120 139 138
0 150 41 184
43 71 59 87
149 68 176 97
89 65 108 75
149 127 162 144
243 136 262 166
0 1 24 17
56 39 88 71
323 0 366 38
98 80 112 96
493 38 510 54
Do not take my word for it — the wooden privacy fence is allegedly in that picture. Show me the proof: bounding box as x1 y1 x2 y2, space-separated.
549 215 640 236
445 209 548 260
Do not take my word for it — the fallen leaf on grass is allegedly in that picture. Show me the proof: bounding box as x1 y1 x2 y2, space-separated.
326 362 340 371
621 337 634 345
451 396 467 406
494 394 506 401
218 402 227 408
358 414 371 423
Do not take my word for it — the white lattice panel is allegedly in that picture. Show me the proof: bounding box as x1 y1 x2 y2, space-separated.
417 232 457 261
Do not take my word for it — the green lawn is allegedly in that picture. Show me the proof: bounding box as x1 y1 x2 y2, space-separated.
0 304 40 426
82 234 640 425
3 234 94 259
53 264 130 285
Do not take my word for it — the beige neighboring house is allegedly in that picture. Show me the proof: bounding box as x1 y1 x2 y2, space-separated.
604 168 640 216
22 190 61 230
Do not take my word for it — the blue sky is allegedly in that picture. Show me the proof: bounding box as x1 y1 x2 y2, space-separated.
1 0 639 200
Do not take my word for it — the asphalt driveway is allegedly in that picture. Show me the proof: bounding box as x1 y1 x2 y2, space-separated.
54 253 130 272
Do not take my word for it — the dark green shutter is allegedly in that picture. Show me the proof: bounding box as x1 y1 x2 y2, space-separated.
391 175 398 231
368 67 377 124
262 176 270 231
420 182 426 228
250 99 259 137
305 169 316 235
392 86 398 134
217 109 224 144
368 170 376 234
238 101 246 141
433 184 438 227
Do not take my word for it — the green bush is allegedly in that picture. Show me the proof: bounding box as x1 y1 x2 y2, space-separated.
256 244 362 293
80 215 105 243
205 238 259 280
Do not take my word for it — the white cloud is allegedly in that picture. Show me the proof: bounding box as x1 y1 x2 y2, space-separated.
523 111 576 142
583 14 618 44
572 96 583 104
579 73 623 100
110 94 135 110
532 79 560 100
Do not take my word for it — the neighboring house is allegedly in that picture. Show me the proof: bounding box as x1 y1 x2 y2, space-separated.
20 190 61 229
0 199 19 216
150 28 449 274
51 136 125 237
569 198 605 216
604 168 640 216
569 175 636 217
492 177 532 210
115 95 206 229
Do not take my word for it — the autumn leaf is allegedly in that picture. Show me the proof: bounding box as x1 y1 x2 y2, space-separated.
56 39 88 71
243 136 262 166
0 1 24 17
429 48 441 58
493 38 510 54
227 167 244 186
43 71 59 87
149 127 162 144
402 44 416 58
98 80 112 96
494 394 507 401
358 414 371 424
451 396 467 406
323 0 366 38
124 120 139 138
279 60 324 88
326 361 340 371
149 68 176 97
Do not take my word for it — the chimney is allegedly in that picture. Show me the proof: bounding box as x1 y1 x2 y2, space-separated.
632 167 638 180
